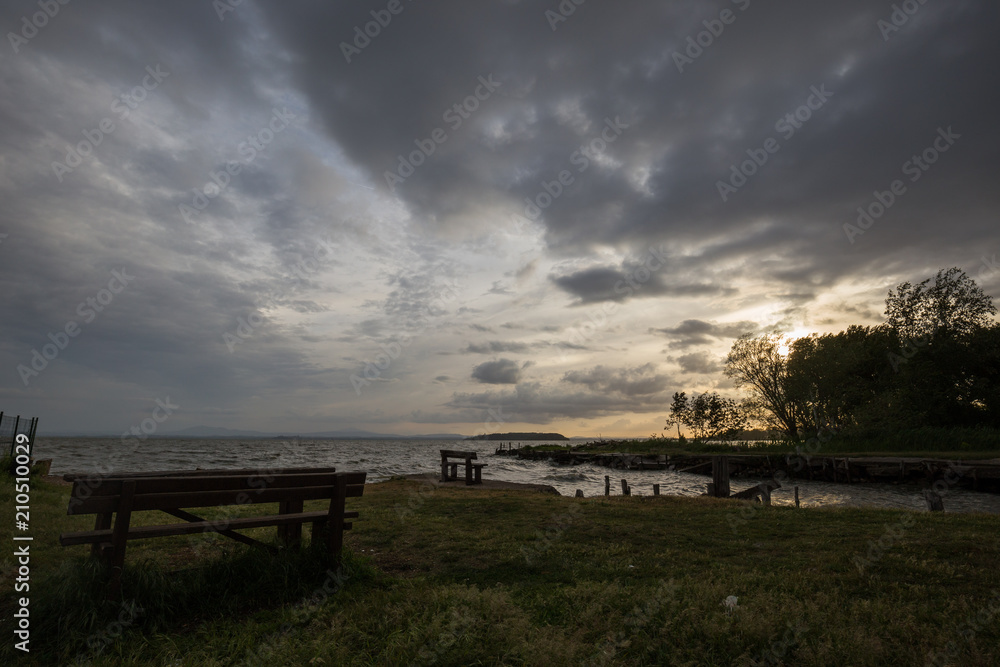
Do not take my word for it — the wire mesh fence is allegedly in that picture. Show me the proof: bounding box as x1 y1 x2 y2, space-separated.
2 412 39 459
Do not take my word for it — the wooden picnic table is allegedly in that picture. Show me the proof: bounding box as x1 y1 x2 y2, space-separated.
439 449 487 485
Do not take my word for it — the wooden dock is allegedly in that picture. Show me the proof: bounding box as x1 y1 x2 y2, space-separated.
501 449 1000 492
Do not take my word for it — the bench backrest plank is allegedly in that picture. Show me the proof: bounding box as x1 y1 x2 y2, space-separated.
68 471 365 515
440 450 477 460
63 465 340 482
69 471 345 497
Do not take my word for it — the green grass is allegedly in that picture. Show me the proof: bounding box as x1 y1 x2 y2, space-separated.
3 475 1000 665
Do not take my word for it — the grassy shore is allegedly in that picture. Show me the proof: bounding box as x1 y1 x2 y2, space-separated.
3 473 1000 666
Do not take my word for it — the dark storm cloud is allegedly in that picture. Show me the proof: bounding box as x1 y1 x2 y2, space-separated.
257 0 999 275
673 351 724 375
3 0 998 433
471 358 523 384
562 364 670 397
549 265 731 305
652 319 759 349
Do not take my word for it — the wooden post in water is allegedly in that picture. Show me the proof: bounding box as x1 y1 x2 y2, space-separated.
620 479 630 496
653 484 660 496
605 475 610 497
575 489 584 498
794 486 800 508
712 456 730 498
923 490 944 511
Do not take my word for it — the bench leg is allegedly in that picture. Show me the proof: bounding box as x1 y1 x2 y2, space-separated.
465 463 473 485
449 463 458 480
441 460 448 482
474 467 482 484
108 481 136 600
326 477 348 562
92 512 112 559
278 499 304 548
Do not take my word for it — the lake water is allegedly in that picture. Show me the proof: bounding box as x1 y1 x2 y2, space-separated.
32 437 1000 514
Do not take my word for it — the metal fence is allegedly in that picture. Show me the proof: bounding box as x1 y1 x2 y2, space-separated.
2 412 39 459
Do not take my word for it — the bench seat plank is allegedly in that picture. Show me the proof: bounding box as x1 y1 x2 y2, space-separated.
70 482 365 515
63 466 340 482
60 510 361 546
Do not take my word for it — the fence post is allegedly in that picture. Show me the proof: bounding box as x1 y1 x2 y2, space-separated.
653 484 660 496
605 475 610 496
10 415 20 459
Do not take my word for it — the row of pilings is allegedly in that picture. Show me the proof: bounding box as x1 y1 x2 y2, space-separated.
499 448 1000 493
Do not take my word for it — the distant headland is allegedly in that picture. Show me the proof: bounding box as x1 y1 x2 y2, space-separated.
466 432 568 441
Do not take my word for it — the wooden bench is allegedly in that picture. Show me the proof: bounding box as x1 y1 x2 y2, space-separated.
439 450 486 485
59 466 365 596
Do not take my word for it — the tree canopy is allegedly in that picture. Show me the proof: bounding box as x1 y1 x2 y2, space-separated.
713 268 999 440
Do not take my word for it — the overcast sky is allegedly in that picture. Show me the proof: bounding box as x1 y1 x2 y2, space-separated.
2 0 997 437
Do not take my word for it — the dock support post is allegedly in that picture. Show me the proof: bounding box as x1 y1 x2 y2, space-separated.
923 490 944 511
712 456 730 498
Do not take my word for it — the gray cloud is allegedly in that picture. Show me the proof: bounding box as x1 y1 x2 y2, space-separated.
465 341 533 355
471 358 523 384
549 264 732 305
562 364 670 397
652 319 760 349
674 351 724 375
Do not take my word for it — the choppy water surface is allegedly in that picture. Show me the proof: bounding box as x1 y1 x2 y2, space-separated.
33 437 1000 514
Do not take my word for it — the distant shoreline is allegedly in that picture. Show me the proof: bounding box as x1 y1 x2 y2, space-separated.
465 432 568 441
